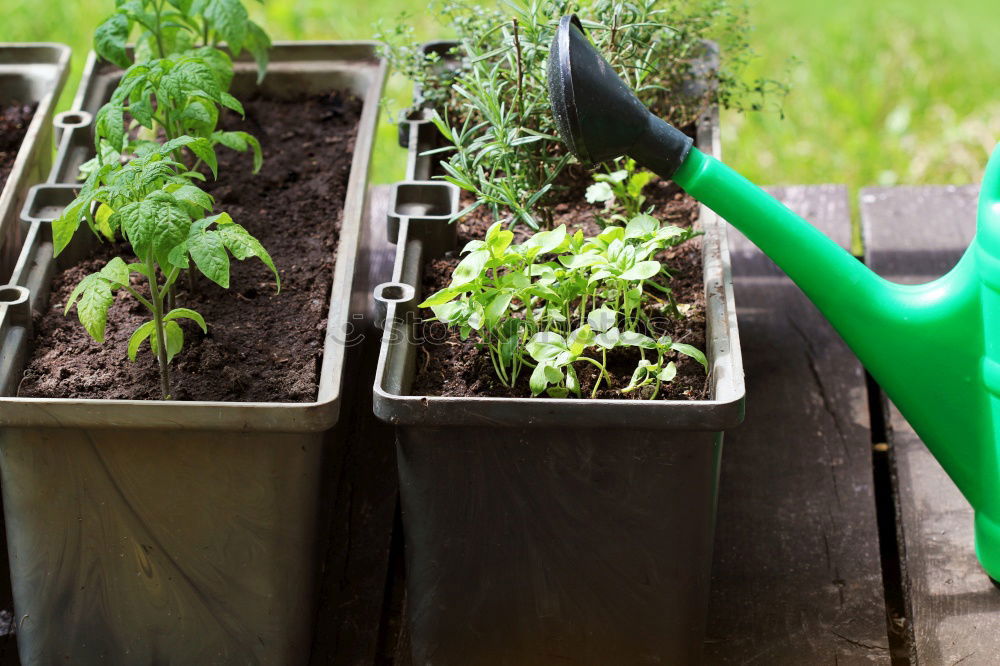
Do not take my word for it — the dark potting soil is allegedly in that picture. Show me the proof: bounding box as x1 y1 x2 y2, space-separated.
412 174 710 401
0 102 37 192
18 91 363 401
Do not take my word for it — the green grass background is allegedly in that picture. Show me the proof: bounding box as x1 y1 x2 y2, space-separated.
4 0 999 237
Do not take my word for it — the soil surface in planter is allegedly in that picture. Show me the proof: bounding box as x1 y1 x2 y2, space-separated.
0 102 37 191
18 91 362 401
413 171 710 401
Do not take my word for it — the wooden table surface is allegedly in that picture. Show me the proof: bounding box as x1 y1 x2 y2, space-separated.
1 184 997 665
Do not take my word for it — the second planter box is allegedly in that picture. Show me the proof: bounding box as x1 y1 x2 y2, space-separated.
374 100 745 663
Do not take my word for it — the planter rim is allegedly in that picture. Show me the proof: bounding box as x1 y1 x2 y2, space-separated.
0 43 70 271
0 41 386 432
373 47 745 430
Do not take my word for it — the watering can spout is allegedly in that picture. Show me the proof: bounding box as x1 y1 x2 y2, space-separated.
548 14 1000 581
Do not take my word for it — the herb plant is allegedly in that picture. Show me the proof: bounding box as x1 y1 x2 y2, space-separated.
419 215 706 399
380 0 789 230
585 158 655 222
52 0 275 399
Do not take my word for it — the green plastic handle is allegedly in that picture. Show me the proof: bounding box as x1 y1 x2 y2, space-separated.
673 144 1000 579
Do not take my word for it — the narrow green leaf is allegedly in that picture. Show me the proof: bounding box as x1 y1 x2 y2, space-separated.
164 320 184 363
164 307 207 333
128 320 156 361
244 20 271 83
219 92 244 116
53 199 87 256
672 343 708 371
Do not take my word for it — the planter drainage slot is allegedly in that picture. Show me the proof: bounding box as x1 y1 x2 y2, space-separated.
0 285 29 304
374 281 416 328
391 182 454 218
387 181 459 248
21 183 79 222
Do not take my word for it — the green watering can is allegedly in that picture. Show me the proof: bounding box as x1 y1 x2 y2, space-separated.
548 14 1000 581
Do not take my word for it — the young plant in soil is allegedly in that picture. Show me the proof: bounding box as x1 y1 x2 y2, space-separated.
49 0 275 399
420 214 705 398
585 157 656 223
380 0 789 230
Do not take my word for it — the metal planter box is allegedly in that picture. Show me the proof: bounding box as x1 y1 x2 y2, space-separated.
0 44 70 283
0 43 385 665
372 48 745 665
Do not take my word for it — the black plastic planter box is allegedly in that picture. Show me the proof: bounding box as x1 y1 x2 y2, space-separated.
0 44 70 282
0 43 385 665
372 48 746 666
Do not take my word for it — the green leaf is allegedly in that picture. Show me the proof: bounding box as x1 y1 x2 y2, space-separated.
244 20 271 83
524 224 566 257
164 307 208 333
619 260 660 281
204 0 249 52
178 98 217 133
585 181 613 204
215 221 280 290
53 198 87 256
450 249 489 288
168 241 190 269
620 331 656 349
418 286 464 308
168 183 214 213
99 257 130 286
127 320 156 361
626 171 654 198
567 325 595 355
565 363 580 397
68 275 114 343
529 361 553 396
188 228 230 287
587 306 616 332
94 12 131 68
129 88 155 127
119 191 191 271
219 92 244 115
213 131 263 172
485 291 513 326
658 361 678 382
95 203 117 240
163 320 184 363
526 332 567 362
672 343 708 371
558 253 603 269
595 326 620 349
95 104 126 152
625 214 658 239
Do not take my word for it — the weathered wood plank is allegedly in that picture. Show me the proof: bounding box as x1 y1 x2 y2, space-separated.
706 185 890 664
309 185 400 665
862 185 1000 666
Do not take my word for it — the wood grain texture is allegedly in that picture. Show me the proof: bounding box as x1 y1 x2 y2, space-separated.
862 184 1000 666
309 185 400 665
706 185 890 664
